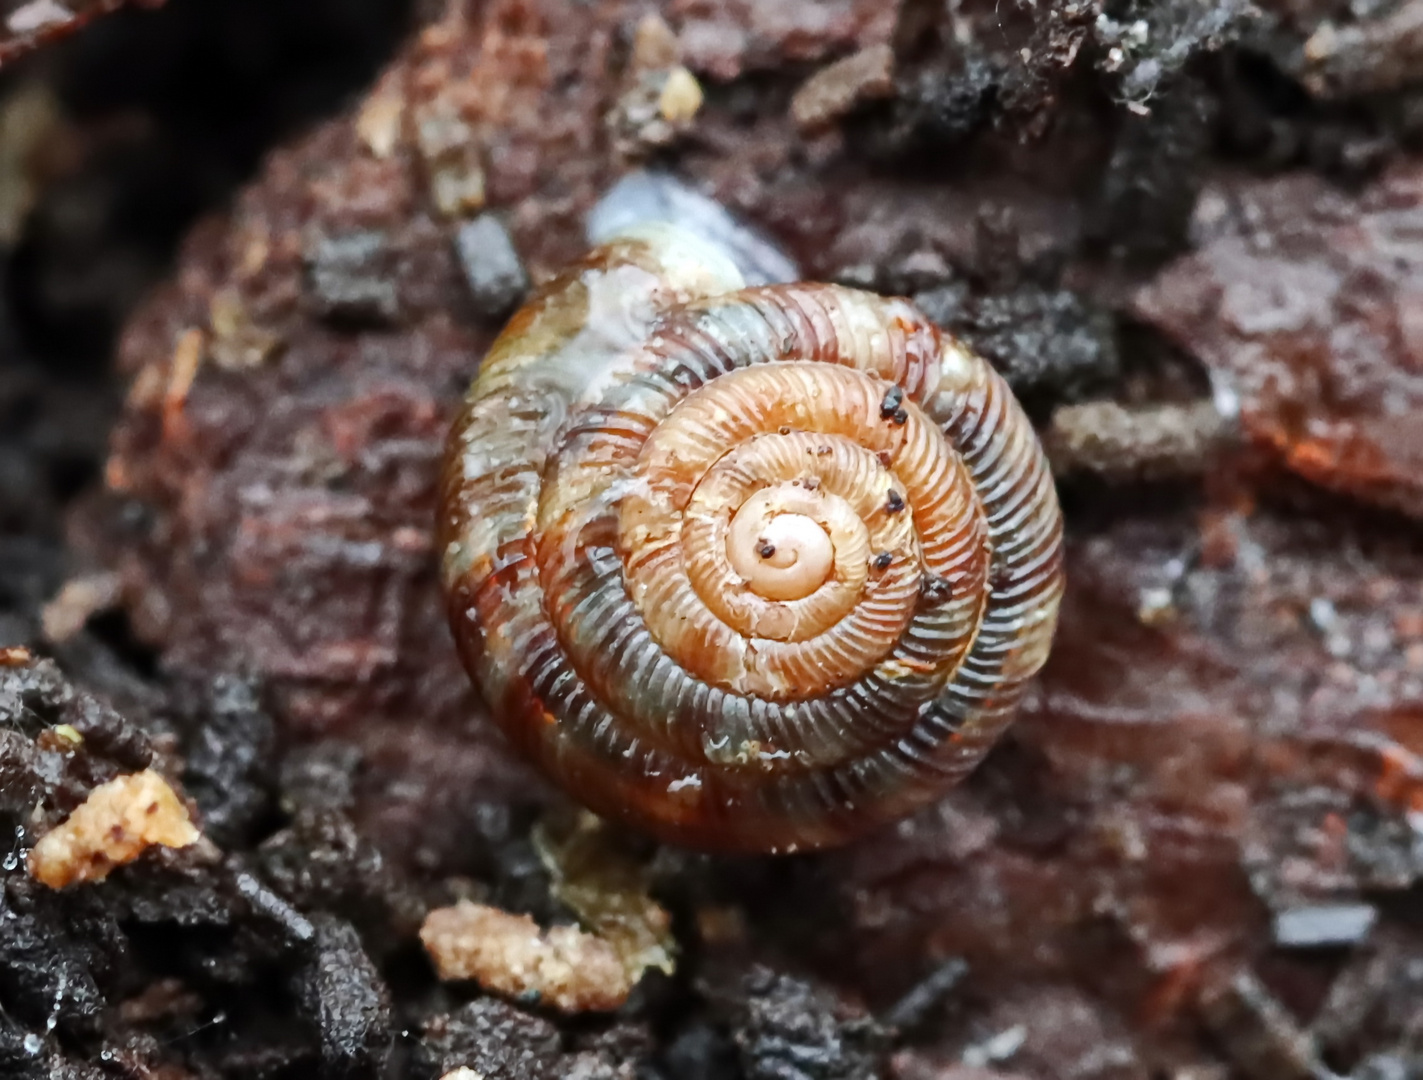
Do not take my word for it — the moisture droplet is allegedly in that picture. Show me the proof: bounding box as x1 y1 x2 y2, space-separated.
22 1033 42 1056
3 824 22 870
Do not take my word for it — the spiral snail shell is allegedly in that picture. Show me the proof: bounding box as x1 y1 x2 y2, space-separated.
439 200 1063 854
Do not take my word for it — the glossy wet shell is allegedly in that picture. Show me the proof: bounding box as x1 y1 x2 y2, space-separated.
439 226 1064 853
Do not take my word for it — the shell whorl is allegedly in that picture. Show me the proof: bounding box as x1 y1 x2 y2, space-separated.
439 226 1063 853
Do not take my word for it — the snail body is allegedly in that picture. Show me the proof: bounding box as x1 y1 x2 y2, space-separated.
439 220 1063 853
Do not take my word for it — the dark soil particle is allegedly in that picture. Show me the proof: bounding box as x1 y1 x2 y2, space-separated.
913 283 1121 410
179 674 276 849
419 998 564 1078
452 213 530 321
729 967 889 1080
1 0 1423 1077
307 230 405 327
296 914 394 1078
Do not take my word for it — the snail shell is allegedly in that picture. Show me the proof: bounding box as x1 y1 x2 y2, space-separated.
439 222 1063 853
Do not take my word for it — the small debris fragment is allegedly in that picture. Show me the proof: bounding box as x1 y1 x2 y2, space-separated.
421 901 634 1013
1312 927 1423 1064
896 250 951 291
28 770 200 889
961 1024 1027 1067
162 327 204 442
356 72 405 159
1044 399 1231 482
0 645 32 667
657 66 703 124
885 490 905 514
117 978 203 1025
209 287 283 370
921 575 953 603
413 99 486 218
880 385 906 423
1196 969 1329 1080
632 12 679 69
234 869 317 943
534 814 676 988
873 552 893 571
1137 584 1178 628
441 1070 484 1080
453 215 529 321
881 958 969 1033
731 967 889 1080
306 230 400 324
1301 5 1423 97
430 165 487 220
791 44 896 133
758 543 776 559
0 84 60 246
1272 903 1377 949
6 0 73 35
608 66 703 156
607 13 702 156
40 572 122 644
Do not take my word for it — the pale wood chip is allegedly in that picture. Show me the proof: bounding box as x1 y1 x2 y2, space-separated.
421 900 633 1013
28 769 199 889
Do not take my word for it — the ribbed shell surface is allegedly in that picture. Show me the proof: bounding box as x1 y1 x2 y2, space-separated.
439 226 1063 853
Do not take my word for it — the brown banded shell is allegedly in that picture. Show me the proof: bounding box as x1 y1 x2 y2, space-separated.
438 224 1064 853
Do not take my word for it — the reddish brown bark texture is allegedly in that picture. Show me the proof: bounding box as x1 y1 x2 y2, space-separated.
67 0 1423 1075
